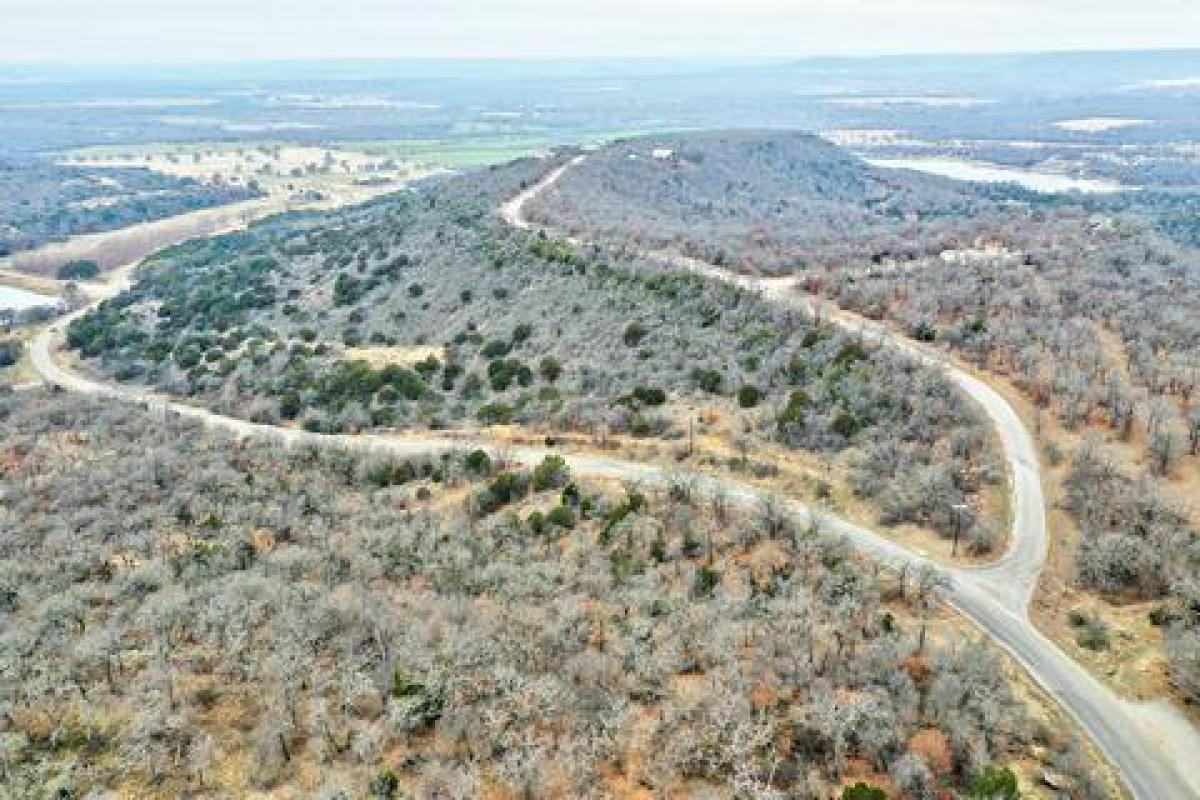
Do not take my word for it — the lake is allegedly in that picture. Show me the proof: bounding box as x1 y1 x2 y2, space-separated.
0 285 61 312
866 156 1128 194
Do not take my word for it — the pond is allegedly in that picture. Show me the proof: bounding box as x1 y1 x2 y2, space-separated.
0 285 61 313
867 156 1128 194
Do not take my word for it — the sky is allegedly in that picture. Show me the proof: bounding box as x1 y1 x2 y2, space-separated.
4 0 1200 63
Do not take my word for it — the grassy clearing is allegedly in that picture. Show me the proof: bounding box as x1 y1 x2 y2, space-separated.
354 129 656 169
62 143 424 202
0 268 65 296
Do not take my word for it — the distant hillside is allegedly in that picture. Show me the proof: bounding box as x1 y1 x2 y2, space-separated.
524 130 1011 272
0 158 259 258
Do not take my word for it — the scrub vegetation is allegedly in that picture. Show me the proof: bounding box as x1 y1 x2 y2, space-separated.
0 392 1107 797
528 130 1200 707
66 153 1001 555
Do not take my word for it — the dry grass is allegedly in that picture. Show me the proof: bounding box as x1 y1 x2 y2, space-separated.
9 198 271 275
0 326 43 387
344 345 445 368
0 268 65 296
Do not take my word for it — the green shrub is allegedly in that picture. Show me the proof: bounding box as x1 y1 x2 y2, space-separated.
389 671 445 729
623 322 648 347
738 385 762 408
693 566 720 597
538 356 562 383
333 272 362 306
57 259 100 281
1149 606 1179 626
630 414 662 438
968 765 1020 800
278 391 302 420
1075 618 1110 651
631 386 666 406
464 449 493 475
487 358 532 391
481 338 511 359
546 504 576 529
601 491 646 543
831 410 860 437
532 455 570 491
369 770 400 799
691 367 723 394
512 323 534 344
842 784 886 800
833 341 869 366
366 459 417 487
477 403 515 425
473 471 530 516
0 339 21 368
777 390 809 435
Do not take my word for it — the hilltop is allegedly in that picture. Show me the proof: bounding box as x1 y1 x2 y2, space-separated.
524 130 1007 271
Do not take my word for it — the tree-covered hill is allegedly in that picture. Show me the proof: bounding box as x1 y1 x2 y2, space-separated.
66 154 1002 553
523 130 1013 271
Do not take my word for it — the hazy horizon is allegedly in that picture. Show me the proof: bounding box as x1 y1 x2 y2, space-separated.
5 0 1200 64
4 48 1200 71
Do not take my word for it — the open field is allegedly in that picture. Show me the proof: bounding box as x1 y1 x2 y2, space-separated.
352 130 656 169
0 268 69 297
6 197 270 275
64 142 423 198
5 148 434 278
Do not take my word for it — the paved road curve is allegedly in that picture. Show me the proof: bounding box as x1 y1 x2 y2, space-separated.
502 155 1200 799
24 158 1199 798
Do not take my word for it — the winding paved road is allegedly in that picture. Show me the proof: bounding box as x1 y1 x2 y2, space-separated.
23 156 1199 798
502 156 1200 799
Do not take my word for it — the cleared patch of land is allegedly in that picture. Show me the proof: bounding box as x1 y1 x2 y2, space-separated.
1054 118 1151 133
63 143 423 208
6 146 432 278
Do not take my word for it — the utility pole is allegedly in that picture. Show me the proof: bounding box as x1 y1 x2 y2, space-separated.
952 502 969 557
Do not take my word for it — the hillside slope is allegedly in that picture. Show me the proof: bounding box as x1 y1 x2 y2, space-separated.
524 130 1004 271
64 156 1002 555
